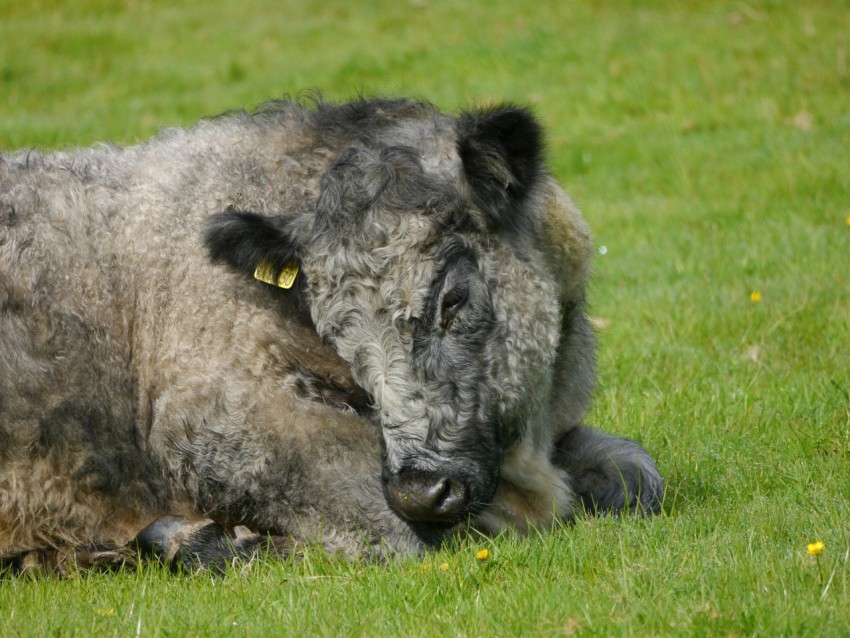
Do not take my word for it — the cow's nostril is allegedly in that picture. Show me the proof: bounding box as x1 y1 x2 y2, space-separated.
384 469 469 523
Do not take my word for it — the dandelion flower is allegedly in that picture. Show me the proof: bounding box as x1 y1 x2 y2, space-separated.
438 562 449 571
750 291 762 303
475 548 490 561
807 541 825 556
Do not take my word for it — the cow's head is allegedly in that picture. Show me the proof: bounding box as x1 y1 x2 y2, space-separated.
204 105 565 539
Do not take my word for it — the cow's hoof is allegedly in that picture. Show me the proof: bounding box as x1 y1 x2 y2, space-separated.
553 426 664 517
135 515 293 573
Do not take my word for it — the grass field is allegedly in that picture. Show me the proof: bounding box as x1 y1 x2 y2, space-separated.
1 0 848 635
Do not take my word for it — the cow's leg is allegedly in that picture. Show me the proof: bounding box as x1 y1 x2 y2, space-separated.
0 402 169 560
0 545 139 577
0 287 170 561
552 425 663 516
134 515 293 573
0 520 288 576
147 386 425 562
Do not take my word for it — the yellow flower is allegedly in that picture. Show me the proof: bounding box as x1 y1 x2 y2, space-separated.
846 216 850 227
438 562 449 571
750 291 762 303
807 541 825 556
475 548 490 561
95 609 115 616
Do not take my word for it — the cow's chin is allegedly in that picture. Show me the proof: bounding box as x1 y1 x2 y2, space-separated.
400 519 458 546
473 439 575 535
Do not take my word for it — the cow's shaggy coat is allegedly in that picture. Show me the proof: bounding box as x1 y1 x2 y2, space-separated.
0 98 662 571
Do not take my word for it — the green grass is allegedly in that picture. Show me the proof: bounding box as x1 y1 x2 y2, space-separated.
1 0 849 635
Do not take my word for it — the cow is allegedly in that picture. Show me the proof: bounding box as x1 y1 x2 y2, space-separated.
0 97 662 573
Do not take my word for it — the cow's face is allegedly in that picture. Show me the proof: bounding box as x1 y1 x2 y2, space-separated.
205 106 562 539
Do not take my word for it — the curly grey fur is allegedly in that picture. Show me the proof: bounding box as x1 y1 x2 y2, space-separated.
0 97 662 566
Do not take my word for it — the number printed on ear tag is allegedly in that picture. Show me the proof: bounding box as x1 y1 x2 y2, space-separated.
254 259 299 289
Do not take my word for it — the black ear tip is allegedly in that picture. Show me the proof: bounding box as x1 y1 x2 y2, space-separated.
466 104 543 142
485 105 544 178
461 103 543 142
203 211 265 265
203 212 235 260
458 104 546 232
458 104 545 185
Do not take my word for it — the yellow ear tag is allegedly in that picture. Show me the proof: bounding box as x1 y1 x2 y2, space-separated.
254 259 299 289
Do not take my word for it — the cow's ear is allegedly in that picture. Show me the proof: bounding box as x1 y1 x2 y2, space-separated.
204 212 307 287
457 105 544 235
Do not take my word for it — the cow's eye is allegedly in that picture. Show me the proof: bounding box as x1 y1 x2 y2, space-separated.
440 284 469 330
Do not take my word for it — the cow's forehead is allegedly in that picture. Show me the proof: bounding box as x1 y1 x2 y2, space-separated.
303 116 490 315
378 115 462 176
305 213 450 307
309 149 471 269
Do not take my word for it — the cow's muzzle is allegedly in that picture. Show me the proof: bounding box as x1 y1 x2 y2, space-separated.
383 468 469 524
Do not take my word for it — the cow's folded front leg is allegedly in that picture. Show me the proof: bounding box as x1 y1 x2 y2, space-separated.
552 425 664 516
134 515 293 573
146 387 428 562
0 545 136 577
